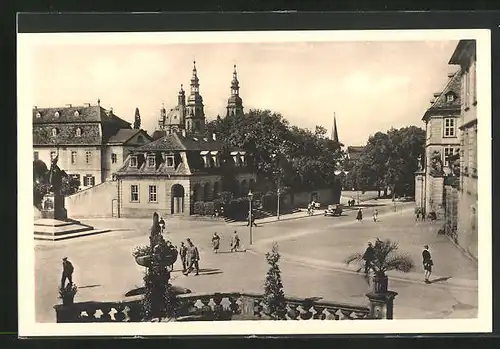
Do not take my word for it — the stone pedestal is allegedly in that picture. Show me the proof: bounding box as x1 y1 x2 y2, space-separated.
366 291 398 319
40 192 67 220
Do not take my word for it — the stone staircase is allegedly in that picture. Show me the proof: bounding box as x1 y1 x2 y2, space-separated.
34 218 111 241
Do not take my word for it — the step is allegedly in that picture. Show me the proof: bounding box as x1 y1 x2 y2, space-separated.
34 225 94 236
34 219 78 228
34 229 111 241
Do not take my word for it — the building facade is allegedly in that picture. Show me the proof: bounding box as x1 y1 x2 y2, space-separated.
415 69 462 216
33 102 152 189
449 40 478 259
115 132 256 217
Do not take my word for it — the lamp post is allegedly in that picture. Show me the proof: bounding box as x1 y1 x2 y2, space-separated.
248 190 254 245
271 152 282 220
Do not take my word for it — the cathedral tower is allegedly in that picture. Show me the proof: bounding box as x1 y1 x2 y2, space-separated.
185 61 206 135
226 64 244 117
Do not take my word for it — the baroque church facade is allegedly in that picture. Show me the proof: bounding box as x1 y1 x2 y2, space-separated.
115 62 256 218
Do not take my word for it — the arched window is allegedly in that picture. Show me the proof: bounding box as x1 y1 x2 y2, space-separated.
75 128 82 137
51 128 58 137
54 111 60 118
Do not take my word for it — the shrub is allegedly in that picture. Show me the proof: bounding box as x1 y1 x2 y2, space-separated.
193 201 204 215
216 191 234 206
132 245 152 258
263 242 286 319
203 201 215 216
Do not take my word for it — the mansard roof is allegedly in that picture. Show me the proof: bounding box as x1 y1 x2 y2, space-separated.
137 132 242 152
422 70 462 121
33 105 131 127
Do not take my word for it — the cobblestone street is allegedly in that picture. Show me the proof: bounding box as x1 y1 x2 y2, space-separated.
35 199 478 322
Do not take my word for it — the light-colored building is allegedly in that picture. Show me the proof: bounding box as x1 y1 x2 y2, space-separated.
115 132 256 217
449 40 478 259
33 102 152 189
415 69 462 215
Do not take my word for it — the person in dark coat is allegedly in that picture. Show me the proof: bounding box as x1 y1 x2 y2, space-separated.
362 242 375 275
179 242 188 272
356 208 363 222
422 245 433 283
212 233 221 253
184 238 200 276
159 217 166 234
61 257 74 289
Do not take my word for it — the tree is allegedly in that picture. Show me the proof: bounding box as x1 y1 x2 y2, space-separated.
263 242 287 319
134 107 141 129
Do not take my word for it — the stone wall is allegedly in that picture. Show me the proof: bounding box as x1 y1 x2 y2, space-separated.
456 176 478 260
286 188 335 208
65 180 118 218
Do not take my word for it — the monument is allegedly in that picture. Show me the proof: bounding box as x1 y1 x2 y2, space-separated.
34 155 110 241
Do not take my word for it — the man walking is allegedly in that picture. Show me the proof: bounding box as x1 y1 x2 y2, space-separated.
372 209 379 222
61 257 74 289
184 238 200 276
362 242 375 275
159 217 166 234
356 208 363 222
422 245 433 283
246 210 258 227
179 242 188 273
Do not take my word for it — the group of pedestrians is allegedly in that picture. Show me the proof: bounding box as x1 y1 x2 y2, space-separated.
361 241 434 284
355 208 378 222
211 231 242 253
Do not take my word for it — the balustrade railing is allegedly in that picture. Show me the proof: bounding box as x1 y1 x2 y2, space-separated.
54 292 371 323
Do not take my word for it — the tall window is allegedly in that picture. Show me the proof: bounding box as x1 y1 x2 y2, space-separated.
85 151 92 164
130 156 138 168
75 128 82 137
444 118 456 137
148 185 157 203
166 155 174 167
444 147 458 167
33 151 39 161
71 151 77 164
111 153 117 164
83 175 95 187
147 155 156 167
131 185 139 202
51 128 58 137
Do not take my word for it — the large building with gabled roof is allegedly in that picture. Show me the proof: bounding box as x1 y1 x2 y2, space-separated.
115 131 256 217
32 101 152 189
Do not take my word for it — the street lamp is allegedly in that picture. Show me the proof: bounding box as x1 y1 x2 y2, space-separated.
271 153 281 220
248 190 254 245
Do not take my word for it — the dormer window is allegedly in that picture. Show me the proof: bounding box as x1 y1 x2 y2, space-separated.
166 155 175 167
230 151 240 166
130 156 138 168
147 155 156 167
200 151 210 168
446 93 455 103
51 128 58 137
74 110 80 117
36 112 41 118
75 128 82 137
137 135 144 143
54 111 60 118
211 151 219 167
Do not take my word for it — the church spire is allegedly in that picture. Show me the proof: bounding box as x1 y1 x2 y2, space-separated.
226 63 244 117
185 60 205 135
332 113 339 143
190 60 199 94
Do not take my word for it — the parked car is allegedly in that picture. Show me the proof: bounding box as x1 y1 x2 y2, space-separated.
312 201 321 209
324 204 343 217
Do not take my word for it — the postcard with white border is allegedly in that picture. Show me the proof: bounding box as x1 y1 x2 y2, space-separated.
18 28 492 336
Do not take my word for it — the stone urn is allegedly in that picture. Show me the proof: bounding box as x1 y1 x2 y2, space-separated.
135 255 152 267
135 249 178 268
372 274 388 293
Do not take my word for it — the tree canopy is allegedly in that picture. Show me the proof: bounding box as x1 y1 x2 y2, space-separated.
205 109 343 193
346 126 425 197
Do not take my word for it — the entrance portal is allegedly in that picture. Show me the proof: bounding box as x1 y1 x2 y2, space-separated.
171 184 185 214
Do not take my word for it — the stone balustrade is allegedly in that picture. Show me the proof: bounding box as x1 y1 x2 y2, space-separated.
54 291 373 323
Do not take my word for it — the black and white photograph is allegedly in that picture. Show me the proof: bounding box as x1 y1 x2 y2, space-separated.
17 29 491 336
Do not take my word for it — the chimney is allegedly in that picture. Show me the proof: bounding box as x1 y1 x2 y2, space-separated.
212 133 216 141
181 129 186 137
110 107 113 114
84 103 91 107
447 72 455 78
430 99 435 104
65 104 72 107
33 106 37 110
433 93 441 97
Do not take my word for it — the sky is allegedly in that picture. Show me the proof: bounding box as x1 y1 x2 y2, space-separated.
28 40 459 146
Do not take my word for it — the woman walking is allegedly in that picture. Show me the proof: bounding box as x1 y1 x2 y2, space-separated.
212 232 221 253
356 208 363 222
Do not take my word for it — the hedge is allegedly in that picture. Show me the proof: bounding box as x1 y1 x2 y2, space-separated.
193 201 216 216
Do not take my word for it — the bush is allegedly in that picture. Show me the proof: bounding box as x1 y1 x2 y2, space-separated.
203 201 215 216
193 201 204 215
132 245 152 258
263 242 286 319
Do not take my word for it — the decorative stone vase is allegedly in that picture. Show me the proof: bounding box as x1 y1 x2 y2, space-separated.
372 275 388 293
135 255 152 267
